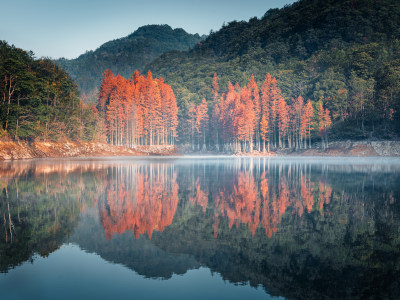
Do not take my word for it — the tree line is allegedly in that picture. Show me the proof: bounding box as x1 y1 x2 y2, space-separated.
1 38 334 155
0 41 99 142
185 73 332 152
97 70 178 147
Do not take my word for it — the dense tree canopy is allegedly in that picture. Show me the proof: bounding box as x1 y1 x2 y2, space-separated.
0 41 99 141
97 70 178 146
147 0 400 141
184 73 330 152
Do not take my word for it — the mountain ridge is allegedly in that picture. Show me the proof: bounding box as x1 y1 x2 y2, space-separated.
56 24 205 100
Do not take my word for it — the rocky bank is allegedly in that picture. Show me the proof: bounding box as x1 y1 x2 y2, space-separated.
291 140 400 156
0 141 146 160
0 140 399 160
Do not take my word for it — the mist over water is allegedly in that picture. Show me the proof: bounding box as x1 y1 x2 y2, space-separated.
0 157 399 299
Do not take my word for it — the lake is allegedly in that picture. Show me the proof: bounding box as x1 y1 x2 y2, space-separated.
0 157 399 299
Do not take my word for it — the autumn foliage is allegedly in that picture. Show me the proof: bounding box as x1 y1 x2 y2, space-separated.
97 70 178 146
96 69 332 152
210 73 331 152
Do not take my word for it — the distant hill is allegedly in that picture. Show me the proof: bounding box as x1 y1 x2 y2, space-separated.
56 25 205 99
147 0 400 139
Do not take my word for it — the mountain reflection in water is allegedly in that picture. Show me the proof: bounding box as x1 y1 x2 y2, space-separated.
0 157 399 299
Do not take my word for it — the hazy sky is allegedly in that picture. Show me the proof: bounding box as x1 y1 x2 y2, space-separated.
1 0 295 59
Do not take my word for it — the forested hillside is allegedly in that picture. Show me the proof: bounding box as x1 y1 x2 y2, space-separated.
2 0 400 150
0 41 99 141
147 0 400 142
57 25 205 101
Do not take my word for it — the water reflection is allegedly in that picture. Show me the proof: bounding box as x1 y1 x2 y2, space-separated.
0 160 104 272
100 164 179 239
0 158 400 299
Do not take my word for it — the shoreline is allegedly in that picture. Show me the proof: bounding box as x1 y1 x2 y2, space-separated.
185 140 400 157
0 141 177 161
0 140 399 161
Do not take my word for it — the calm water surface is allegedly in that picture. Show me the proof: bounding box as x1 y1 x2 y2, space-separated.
0 157 400 299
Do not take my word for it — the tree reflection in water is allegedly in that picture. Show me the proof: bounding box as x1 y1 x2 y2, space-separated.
0 158 399 299
100 164 179 239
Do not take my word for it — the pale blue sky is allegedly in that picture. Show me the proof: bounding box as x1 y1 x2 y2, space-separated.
1 0 295 59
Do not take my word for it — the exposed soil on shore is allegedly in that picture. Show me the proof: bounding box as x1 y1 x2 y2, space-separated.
0 140 399 161
279 141 400 157
192 141 400 157
0 141 177 160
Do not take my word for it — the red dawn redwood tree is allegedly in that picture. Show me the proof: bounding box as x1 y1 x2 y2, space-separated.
98 69 178 147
